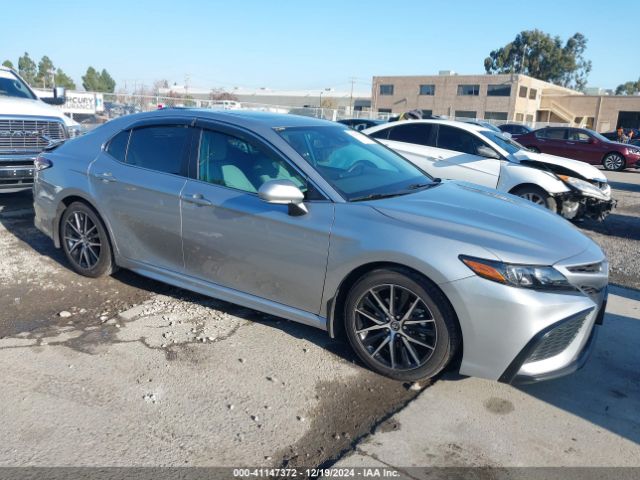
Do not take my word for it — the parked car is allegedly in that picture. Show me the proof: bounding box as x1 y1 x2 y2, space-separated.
498 123 533 137
0 65 81 193
337 118 386 131
364 120 614 221
516 126 640 171
34 110 607 383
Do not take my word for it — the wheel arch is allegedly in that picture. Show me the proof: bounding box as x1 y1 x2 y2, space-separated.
54 194 117 259
326 262 462 347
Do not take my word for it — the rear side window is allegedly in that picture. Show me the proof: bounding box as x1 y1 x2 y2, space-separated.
106 130 130 162
536 128 567 140
368 127 390 140
126 126 189 175
436 125 484 155
387 123 435 146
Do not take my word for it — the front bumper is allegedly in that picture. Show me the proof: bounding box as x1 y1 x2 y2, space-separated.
0 153 36 192
439 247 608 382
556 192 615 221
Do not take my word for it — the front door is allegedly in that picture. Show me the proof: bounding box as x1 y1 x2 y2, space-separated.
180 125 334 314
89 122 191 272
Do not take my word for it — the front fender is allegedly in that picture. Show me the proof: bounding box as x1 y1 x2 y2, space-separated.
498 163 570 195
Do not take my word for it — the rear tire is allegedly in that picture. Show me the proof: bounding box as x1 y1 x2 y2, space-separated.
512 185 557 212
344 268 460 382
60 202 115 278
602 152 625 171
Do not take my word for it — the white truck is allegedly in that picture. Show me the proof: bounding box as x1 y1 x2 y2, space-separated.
0 66 81 193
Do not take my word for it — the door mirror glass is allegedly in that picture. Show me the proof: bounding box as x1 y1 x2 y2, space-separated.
42 86 66 105
476 145 501 159
258 179 307 215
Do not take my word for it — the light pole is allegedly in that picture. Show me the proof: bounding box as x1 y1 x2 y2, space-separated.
319 90 324 118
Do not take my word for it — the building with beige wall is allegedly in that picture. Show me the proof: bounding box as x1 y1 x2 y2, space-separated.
372 72 640 132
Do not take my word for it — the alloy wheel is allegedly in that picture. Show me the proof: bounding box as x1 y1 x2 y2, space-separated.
603 154 624 171
520 192 546 205
63 211 102 270
353 284 437 370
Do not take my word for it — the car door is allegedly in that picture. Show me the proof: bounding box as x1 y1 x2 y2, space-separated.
427 125 500 188
535 128 569 156
89 120 192 272
179 122 334 314
369 122 441 176
566 129 600 164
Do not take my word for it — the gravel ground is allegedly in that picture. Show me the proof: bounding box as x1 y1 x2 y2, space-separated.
0 169 638 469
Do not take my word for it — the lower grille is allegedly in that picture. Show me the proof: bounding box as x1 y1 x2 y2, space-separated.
0 118 66 153
527 315 586 363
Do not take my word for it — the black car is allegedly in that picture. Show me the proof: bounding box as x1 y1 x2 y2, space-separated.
337 118 385 131
498 123 533 137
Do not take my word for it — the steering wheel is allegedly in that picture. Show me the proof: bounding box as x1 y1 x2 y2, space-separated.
340 160 377 178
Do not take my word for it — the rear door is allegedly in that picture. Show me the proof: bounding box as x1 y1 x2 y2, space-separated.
534 128 569 156
89 119 192 272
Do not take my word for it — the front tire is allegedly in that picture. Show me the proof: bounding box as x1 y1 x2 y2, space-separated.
512 185 557 212
60 202 115 278
602 152 625 171
344 268 460 382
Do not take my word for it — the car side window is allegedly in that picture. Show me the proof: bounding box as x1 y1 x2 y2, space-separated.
538 128 567 140
436 125 483 155
125 126 189 175
569 130 590 142
198 129 307 194
368 127 390 140
106 130 130 162
387 123 435 146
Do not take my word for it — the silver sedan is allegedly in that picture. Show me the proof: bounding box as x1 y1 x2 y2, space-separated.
33 110 608 382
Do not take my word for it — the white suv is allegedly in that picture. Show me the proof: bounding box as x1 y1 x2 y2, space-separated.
364 119 614 221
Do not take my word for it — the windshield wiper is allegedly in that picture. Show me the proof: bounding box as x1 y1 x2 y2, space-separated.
350 192 408 202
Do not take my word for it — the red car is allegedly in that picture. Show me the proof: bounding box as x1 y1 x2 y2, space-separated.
517 127 640 171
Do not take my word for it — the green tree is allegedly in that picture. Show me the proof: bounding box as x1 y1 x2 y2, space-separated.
54 68 76 90
35 55 55 88
615 79 640 95
82 66 116 92
18 52 37 85
2 60 14 68
484 30 592 91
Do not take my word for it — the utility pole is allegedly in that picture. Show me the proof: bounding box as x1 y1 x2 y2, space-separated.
349 77 356 115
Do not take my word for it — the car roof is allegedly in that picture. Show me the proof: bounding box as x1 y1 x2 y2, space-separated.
119 108 338 129
367 118 490 133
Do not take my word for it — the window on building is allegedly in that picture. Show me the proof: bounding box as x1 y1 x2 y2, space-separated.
457 84 480 96
529 88 537 100
515 113 524 122
487 84 511 97
379 84 394 96
525 114 534 123
378 108 392 113
126 126 190 175
455 110 477 119
519 86 528 98
419 84 435 96
484 112 508 121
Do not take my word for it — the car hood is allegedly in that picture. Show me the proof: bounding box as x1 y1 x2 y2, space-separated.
0 96 78 127
370 181 595 265
510 149 607 182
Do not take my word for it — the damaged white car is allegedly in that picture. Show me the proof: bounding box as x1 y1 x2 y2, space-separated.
364 119 614 221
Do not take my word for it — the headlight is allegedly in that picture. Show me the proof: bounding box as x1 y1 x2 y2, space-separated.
66 124 84 138
626 147 640 156
557 175 609 200
459 255 576 291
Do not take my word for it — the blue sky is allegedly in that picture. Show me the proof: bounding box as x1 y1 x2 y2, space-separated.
2 0 630 93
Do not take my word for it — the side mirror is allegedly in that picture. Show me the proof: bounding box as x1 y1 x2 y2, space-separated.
42 86 66 105
477 145 501 160
258 179 308 216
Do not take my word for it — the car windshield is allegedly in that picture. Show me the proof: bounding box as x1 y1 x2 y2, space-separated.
276 126 435 201
0 70 37 100
479 130 524 155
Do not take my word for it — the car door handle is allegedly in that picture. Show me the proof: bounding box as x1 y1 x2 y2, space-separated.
95 172 117 183
180 193 212 207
